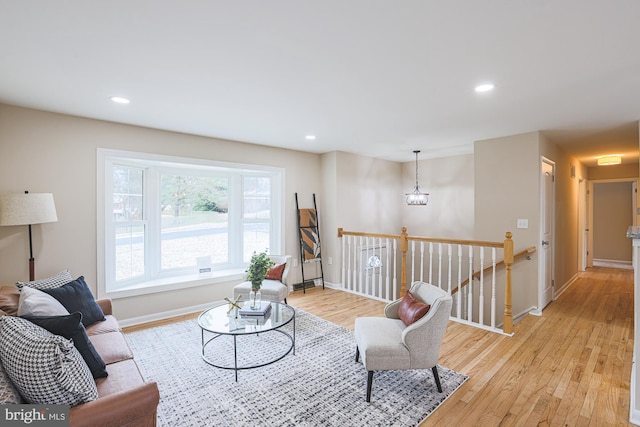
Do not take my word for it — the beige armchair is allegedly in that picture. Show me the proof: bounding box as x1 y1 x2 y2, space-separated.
233 255 292 303
353 281 453 402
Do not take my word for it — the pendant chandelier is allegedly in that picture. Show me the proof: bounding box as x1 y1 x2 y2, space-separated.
405 150 429 206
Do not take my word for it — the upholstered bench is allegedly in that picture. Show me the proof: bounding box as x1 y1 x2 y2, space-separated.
234 255 291 304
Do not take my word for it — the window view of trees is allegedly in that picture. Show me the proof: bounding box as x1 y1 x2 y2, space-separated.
160 174 230 269
105 151 280 293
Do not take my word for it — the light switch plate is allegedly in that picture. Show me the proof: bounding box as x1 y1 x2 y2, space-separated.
517 219 528 229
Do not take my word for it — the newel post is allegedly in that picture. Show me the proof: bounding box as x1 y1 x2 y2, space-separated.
400 227 409 297
503 231 514 334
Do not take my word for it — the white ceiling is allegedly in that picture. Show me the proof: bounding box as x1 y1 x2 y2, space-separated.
1 1 639 164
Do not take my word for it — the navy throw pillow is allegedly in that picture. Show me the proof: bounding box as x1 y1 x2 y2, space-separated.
24 312 108 379
42 277 105 326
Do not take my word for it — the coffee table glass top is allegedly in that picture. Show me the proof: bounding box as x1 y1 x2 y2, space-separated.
198 302 294 335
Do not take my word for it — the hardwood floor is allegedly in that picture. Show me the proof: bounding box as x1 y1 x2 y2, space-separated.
126 267 634 426
289 268 634 426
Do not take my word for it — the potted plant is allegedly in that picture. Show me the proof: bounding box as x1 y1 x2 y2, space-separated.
246 250 275 308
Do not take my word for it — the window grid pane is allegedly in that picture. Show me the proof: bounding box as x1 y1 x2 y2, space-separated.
160 174 229 270
243 176 271 219
112 165 145 282
115 224 145 281
243 222 270 262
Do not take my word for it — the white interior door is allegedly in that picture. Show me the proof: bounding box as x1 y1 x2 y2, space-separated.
578 178 587 271
539 158 555 310
587 181 594 268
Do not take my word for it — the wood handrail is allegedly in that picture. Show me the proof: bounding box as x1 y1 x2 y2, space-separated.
337 228 504 248
451 246 536 296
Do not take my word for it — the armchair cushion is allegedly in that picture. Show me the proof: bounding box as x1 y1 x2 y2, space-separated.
353 317 410 370
397 291 431 326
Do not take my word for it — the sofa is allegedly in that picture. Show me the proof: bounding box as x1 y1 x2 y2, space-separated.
0 282 159 427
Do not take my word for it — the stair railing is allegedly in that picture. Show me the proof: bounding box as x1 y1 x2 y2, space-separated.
338 227 532 335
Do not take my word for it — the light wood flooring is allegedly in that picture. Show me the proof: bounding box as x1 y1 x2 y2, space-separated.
127 267 634 426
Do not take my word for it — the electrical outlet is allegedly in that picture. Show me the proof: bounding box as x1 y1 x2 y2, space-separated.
293 259 298 267
328 256 333 265
517 219 528 229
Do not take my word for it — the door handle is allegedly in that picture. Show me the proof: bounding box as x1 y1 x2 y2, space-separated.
542 240 550 246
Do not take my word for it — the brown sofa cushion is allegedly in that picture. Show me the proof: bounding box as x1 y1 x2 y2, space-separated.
85 315 120 335
88 332 134 365
95 359 146 397
0 286 20 316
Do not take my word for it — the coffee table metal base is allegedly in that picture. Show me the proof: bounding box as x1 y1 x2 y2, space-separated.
200 321 295 381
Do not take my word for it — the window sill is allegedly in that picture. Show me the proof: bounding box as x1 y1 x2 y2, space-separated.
100 268 246 300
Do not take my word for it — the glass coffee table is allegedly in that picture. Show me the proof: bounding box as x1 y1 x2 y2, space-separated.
198 301 295 381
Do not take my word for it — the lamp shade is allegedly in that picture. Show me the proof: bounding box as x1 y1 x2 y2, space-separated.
0 193 58 226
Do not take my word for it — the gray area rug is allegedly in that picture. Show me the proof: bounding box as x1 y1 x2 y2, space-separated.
125 308 468 426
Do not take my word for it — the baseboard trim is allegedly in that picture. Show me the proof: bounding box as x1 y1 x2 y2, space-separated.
593 259 633 270
554 273 579 299
120 281 344 327
119 302 213 328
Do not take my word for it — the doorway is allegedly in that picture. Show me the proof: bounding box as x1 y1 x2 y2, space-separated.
586 179 637 269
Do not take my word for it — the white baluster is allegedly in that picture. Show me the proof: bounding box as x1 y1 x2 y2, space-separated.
420 242 425 282
479 247 485 326
438 243 443 289
353 236 362 292
392 238 398 299
411 240 416 284
342 235 347 290
365 236 370 297
491 247 497 329
447 244 452 295
468 245 473 322
428 242 434 284
385 238 391 300
457 244 462 319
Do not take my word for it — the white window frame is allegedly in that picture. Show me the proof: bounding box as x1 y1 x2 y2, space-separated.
97 148 284 299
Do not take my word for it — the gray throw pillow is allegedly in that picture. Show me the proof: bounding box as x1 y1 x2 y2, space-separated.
16 270 73 290
0 316 98 406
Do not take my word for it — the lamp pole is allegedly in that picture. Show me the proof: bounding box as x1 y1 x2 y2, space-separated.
25 191 36 281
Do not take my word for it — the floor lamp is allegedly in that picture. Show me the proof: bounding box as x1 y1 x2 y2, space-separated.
0 191 58 281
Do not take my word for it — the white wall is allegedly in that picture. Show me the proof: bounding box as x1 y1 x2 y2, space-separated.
474 132 540 315
402 154 474 239
0 104 322 321
319 151 403 284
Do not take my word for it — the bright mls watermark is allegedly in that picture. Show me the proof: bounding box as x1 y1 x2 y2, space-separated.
1 405 69 426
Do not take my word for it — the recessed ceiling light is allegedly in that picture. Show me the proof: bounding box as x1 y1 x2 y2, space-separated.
475 83 495 93
110 96 130 104
305 135 316 140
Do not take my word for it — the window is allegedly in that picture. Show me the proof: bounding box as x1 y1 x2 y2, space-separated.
97 149 283 298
